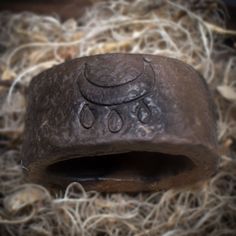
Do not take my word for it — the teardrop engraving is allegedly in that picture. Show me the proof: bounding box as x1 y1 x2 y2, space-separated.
79 104 95 129
108 110 123 133
137 100 151 124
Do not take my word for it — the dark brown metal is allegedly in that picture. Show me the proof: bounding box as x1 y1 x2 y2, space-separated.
0 0 93 20
21 53 219 192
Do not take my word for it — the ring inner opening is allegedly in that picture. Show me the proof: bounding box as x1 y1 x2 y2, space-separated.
47 151 195 181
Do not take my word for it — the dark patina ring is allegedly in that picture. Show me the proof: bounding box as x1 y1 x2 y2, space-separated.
22 53 219 192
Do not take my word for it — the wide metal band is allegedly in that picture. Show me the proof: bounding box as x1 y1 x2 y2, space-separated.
22 53 219 192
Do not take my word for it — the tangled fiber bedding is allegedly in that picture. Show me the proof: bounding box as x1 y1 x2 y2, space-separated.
0 0 236 235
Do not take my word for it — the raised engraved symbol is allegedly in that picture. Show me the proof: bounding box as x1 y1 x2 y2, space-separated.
77 55 158 133
108 110 123 133
77 56 155 106
137 100 151 124
84 62 142 87
79 104 95 129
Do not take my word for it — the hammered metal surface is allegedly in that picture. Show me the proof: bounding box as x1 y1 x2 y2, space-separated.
21 54 219 192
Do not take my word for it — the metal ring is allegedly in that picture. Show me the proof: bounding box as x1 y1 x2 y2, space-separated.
22 53 219 192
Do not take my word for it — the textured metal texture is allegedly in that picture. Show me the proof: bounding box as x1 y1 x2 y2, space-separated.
21 53 219 192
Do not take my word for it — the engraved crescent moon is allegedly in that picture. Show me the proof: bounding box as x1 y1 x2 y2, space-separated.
77 61 155 106
84 63 143 88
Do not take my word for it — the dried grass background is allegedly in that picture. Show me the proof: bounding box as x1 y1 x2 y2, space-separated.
0 0 236 235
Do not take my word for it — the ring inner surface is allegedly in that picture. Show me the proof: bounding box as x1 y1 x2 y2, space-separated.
46 151 195 181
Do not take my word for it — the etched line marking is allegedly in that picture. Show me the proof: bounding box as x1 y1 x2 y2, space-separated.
79 104 95 129
108 110 123 133
137 100 152 124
